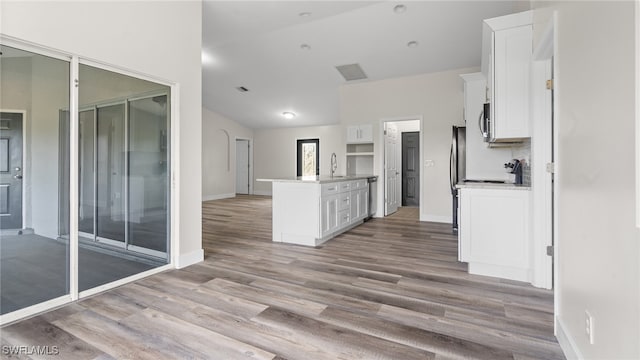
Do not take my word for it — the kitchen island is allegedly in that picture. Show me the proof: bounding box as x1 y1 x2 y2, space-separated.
257 175 373 247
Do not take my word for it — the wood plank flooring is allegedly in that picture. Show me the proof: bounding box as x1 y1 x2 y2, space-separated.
0 195 564 359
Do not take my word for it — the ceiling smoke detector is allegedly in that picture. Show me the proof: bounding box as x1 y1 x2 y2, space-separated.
407 41 419 48
300 44 311 50
299 12 311 17
335 63 368 81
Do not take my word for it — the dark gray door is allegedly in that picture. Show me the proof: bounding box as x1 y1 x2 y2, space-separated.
0 112 24 229
402 132 419 207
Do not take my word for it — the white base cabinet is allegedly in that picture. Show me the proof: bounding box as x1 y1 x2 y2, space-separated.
459 187 531 282
272 178 369 247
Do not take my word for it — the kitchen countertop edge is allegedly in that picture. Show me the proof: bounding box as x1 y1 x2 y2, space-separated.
257 175 376 184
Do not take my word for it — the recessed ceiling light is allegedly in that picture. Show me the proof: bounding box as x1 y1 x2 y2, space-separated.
407 41 419 48
299 12 311 17
393 4 406 14
282 112 296 119
300 44 311 50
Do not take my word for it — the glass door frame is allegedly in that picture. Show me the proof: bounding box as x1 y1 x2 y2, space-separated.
0 36 176 326
74 60 175 298
77 91 170 260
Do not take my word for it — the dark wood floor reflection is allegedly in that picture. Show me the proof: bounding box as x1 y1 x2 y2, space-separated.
1 195 564 359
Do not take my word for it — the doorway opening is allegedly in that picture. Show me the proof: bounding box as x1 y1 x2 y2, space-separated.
380 118 422 218
235 138 251 195
401 131 420 207
296 138 319 177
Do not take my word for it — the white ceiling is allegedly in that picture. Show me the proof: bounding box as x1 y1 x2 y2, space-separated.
202 1 526 129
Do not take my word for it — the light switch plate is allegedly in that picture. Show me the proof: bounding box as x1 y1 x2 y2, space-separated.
425 160 435 167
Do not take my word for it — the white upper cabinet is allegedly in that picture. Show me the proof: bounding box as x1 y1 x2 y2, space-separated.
460 72 485 125
346 124 373 144
482 11 533 141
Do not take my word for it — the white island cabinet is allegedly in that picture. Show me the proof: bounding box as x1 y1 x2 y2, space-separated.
458 185 531 282
261 176 371 247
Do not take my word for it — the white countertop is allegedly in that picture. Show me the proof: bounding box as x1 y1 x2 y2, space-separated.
257 175 376 184
456 181 530 190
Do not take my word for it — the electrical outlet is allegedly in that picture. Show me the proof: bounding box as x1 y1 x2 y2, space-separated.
585 310 595 345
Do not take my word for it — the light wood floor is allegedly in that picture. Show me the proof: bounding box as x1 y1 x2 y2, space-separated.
1 195 564 359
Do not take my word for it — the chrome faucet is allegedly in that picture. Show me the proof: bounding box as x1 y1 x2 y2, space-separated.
330 152 337 178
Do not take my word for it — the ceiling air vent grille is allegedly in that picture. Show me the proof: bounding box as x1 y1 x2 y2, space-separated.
335 63 368 81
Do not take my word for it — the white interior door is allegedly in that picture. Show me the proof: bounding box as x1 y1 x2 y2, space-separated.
236 139 250 194
385 123 400 215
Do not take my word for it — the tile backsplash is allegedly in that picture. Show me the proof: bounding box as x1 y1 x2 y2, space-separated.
512 139 531 186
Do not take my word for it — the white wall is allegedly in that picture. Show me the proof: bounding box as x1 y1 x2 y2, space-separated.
202 107 253 200
532 2 639 359
1 0 203 266
340 67 476 222
253 125 343 195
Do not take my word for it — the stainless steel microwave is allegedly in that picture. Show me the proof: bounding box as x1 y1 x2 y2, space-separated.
480 102 490 142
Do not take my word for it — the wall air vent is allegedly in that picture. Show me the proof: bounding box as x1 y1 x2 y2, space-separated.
335 63 368 81
236 86 249 92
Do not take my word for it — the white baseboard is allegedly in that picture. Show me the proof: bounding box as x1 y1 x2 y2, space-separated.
176 248 204 269
556 316 580 360
253 190 272 196
421 214 452 223
202 193 235 202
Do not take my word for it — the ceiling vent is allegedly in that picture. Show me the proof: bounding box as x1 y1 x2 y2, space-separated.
335 63 368 81
236 86 249 92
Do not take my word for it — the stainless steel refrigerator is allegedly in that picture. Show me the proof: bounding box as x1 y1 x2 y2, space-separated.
449 126 466 233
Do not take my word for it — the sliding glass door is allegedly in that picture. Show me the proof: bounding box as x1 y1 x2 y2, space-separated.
0 40 174 321
76 65 170 291
127 95 169 256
